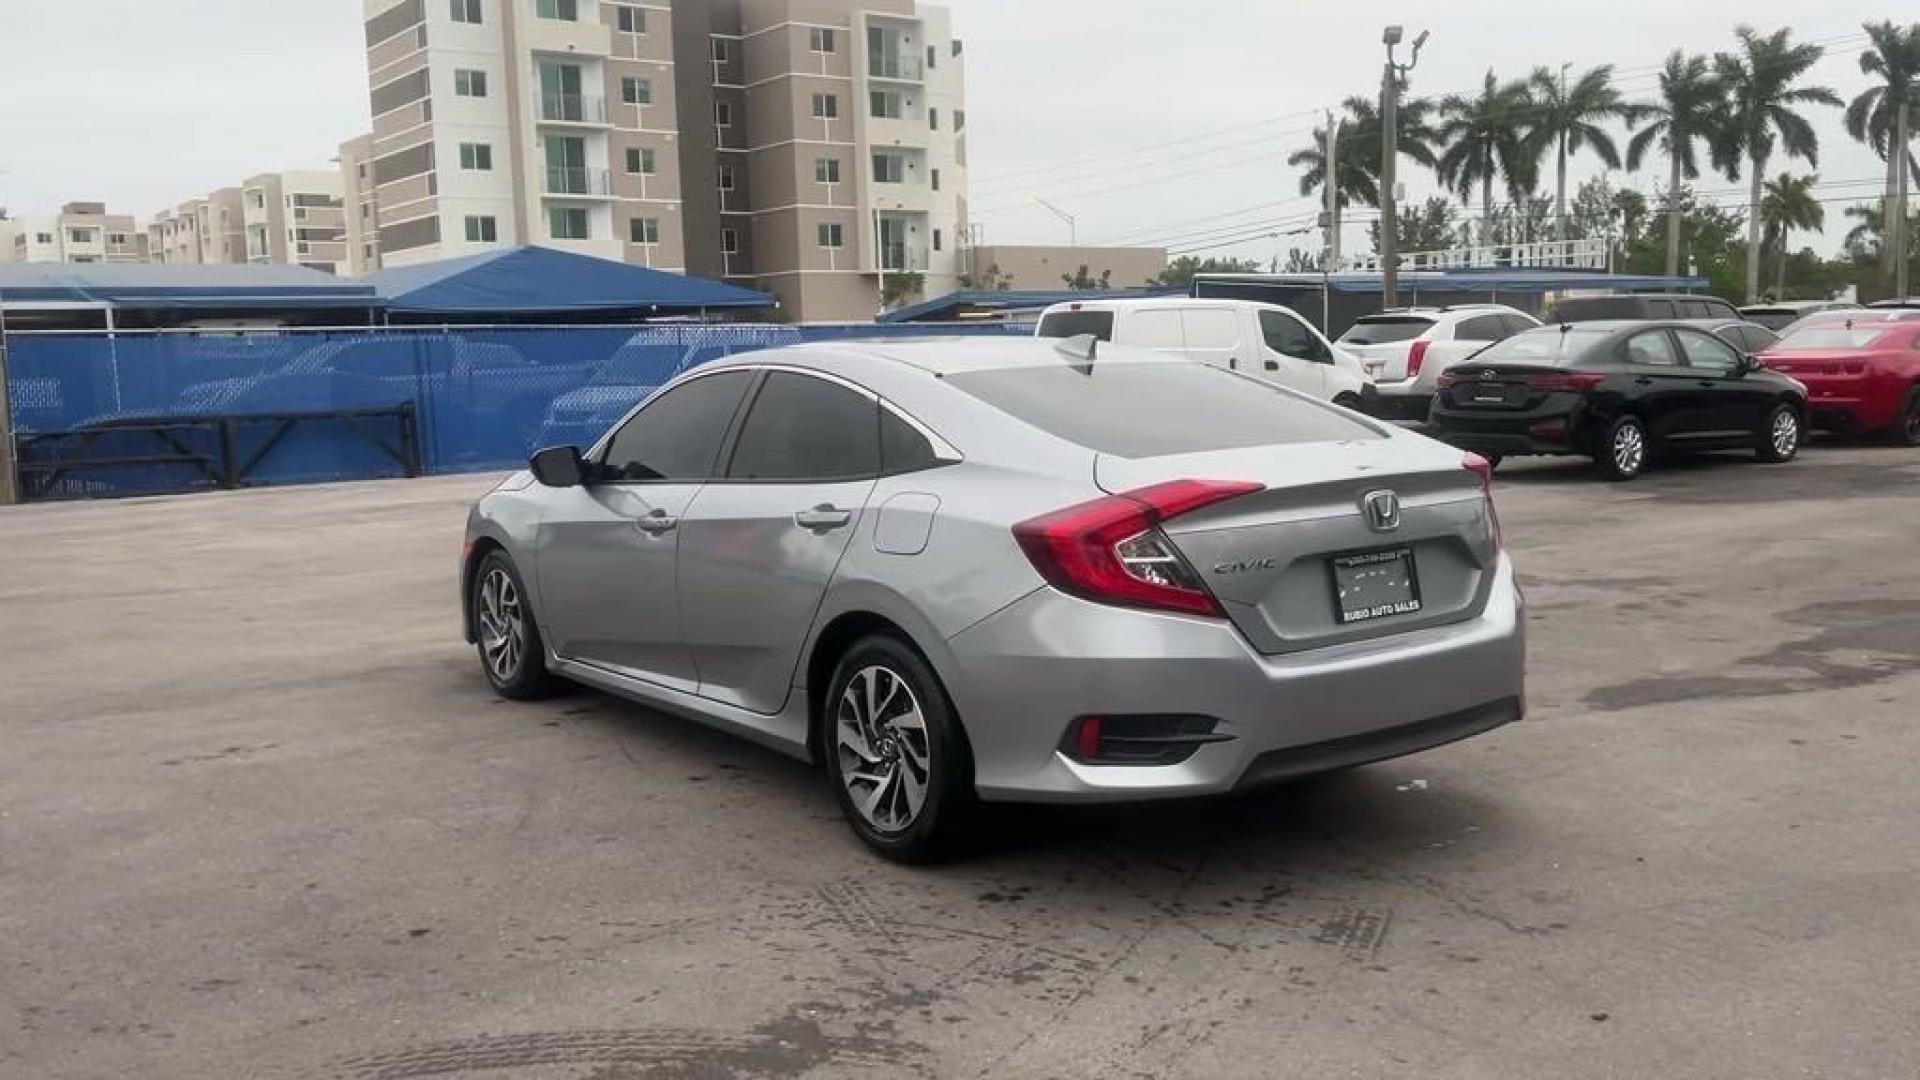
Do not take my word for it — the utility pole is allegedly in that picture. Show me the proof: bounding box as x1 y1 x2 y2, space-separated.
1379 25 1428 308
1029 195 1077 247
1896 101 1912 298
1322 109 1342 270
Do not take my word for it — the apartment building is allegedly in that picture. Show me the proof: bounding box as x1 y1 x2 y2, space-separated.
8 202 149 264
358 0 967 320
340 134 384 274
242 170 350 275
149 188 249 266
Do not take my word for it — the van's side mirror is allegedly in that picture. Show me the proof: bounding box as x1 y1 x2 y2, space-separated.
529 445 587 488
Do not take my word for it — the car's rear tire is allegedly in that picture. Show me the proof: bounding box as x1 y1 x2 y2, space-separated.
1889 387 1920 447
1595 415 1648 482
1757 403 1802 463
823 634 975 863
473 550 561 701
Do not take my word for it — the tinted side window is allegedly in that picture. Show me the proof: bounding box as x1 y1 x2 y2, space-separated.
1455 314 1508 341
1259 309 1316 358
1677 300 1711 319
1646 300 1677 319
1625 331 1680 367
727 372 879 481
1744 326 1780 352
1501 314 1538 337
601 370 753 481
1674 328 1739 371
1036 309 1114 341
879 407 940 474
1708 298 1739 319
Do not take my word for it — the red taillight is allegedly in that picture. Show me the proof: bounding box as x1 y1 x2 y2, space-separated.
1406 339 1431 379
1524 371 1605 393
1013 479 1263 618
1462 452 1502 555
1436 370 1462 389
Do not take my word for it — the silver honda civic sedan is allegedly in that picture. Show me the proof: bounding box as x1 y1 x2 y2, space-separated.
462 337 1525 860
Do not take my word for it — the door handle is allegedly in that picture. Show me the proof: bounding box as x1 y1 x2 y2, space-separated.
1635 377 1654 386
1697 381 1717 388
794 505 853 531
634 510 678 534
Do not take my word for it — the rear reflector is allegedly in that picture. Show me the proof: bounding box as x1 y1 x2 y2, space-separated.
1013 479 1263 618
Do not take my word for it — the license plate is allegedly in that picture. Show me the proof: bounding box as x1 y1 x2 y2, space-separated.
1330 547 1422 625
1473 390 1507 403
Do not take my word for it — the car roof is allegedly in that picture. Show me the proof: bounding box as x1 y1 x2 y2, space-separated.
1037 296 1287 314
1741 300 1851 312
703 335 1188 378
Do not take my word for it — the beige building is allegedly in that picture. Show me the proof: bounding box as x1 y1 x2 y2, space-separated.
357 0 968 320
149 188 248 266
966 245 1169 291
340 134 384 275
242 170 350 274
9 202 149 264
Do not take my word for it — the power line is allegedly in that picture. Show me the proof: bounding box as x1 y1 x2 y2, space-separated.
965 105 1329 191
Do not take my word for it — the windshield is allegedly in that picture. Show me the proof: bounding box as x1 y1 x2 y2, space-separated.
1775 325 1896 350
1338 317 1435 345
1466 326 1615 367
948 362 1378 458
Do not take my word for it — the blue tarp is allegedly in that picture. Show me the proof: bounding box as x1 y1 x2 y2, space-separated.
1196 270 1713 294
366 246 775 316
878 287 1182 324
0 263 381 310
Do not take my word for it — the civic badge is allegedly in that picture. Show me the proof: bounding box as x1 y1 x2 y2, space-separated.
1361 489 1401 533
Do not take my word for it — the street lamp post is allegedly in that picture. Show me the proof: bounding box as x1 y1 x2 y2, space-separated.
1379 25 1428 309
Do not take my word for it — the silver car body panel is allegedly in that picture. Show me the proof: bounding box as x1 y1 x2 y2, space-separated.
464 337 1526 802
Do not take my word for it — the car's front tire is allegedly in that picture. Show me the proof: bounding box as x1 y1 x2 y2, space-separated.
1757 403 1802 463
823 634 974 863
472 550 560 700
1595 415 1648 482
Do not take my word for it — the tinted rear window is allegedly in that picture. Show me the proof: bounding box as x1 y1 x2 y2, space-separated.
947 362 1377 458
1035 310 1115 342
1339 317 1435 345
1467 326 1616 367
1551 297 1639 322
1742 309 1799 332
1776 325 1897 350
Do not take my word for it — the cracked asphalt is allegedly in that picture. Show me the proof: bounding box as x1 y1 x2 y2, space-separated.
2 443 1917 1079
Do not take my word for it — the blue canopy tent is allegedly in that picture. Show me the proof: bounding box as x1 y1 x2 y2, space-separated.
366 246 775 323
0 263 385 329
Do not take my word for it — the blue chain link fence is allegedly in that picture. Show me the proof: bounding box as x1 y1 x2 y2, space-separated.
2 322 1023 499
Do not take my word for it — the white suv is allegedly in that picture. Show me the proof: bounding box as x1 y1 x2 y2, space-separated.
1337 305 1541 422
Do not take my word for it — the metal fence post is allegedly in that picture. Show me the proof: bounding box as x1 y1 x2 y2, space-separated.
0 309 18 506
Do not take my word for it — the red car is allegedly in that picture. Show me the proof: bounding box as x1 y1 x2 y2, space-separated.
1761 311 1920 446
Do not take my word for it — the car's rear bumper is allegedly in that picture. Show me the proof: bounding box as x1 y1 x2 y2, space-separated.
944 555 1526 803
1367 384 1435 423
1427 405 1590 457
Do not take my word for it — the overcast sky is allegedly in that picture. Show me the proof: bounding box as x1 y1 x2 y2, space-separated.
0 1 1901 262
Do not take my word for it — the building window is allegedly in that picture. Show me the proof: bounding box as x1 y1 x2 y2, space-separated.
459 142 493 170
630 217 660 245
815 157 840 184
811 93 837 118
549 206 589 239
450 0 481 24
955 109 966 131
615 5 644 33
718 164 736 191
622 76 651 104
928 107 938 130
809 27 835 52
869 90 902 119
454 68 488 97
872 152 905 183
108 232 128 245
625 146 656 174
720 228 738 254
710 39 729 62
535 0 578 20
714 100 733 127
931 167 940 191
464 216 498 242
68 228 98 244
933 228 942 252
817 222 843 249
35 233 52 244
927 45 937 69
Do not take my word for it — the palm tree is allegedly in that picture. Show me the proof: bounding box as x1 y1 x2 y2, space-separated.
1760 173 1823 295
1715 27 1842 302
1289 96 1439 210
1626 52 1727 277
1435 71 1533 247
1524 64 1639 244
1846 22 1920 279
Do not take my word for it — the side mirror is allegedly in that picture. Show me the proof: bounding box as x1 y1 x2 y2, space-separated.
1734 354 1758 375
529 445 587 488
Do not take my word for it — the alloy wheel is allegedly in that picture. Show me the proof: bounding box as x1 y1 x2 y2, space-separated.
1613 423 1645 477
1770 409 1800 459
476 566 526 684
835 665 932 833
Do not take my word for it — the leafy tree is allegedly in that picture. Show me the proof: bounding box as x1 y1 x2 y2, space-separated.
1061 265 1113 291
880 271 924 310
1436 71 1536 244
1759 172 1824 295
1627 51 1729 276
1714 26 1842 301
1367 196 1457 256
958 262 1013 291
1846 21 1920 278
1523 64 1639 243
1841 201 1920 298
1281 248 1322 273
1288 96 1440 211
1149 255 1263 287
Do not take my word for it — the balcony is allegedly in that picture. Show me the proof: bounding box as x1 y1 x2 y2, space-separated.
878 244 928 272
868 51 923 82
539 92 610 125
544 166 613 198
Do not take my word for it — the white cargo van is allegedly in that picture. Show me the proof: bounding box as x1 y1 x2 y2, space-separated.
1034 297 1374 405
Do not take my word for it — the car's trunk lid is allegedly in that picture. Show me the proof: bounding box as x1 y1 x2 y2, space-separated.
1096 439 1497 655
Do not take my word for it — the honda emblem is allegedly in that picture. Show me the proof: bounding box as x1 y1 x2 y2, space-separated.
1361 489 1402 533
